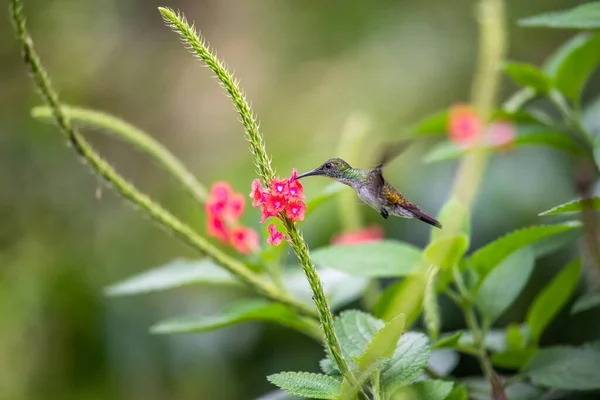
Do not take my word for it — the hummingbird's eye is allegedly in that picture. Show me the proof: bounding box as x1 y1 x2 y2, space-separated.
325 163 333 169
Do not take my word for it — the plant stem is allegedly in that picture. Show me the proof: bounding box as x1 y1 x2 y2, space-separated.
10 0 316 319
576 161 600 285
32 105 208 204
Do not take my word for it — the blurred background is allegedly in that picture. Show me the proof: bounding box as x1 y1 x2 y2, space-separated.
2 0 600 398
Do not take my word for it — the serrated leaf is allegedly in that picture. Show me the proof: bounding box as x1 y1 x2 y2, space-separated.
340 357 390 399
433 331 464 349
407 110 448 137
423 235 469 270
283 268 369 310
382 332 431 388
504 61 552 93
469 222 580 277
519 2 600 29
423 266 440 341
150 299 313 334
319 358 339 376
539 197 600 215
332 310 384 365
267 372 342 399
104 258 238 296
572 289 600 314
523 341 600 390
431 197 470 243
375 267 429 326
526 258 581 344
389 380 453 400
554 32 600 103
358 314 405 372
491 348 537 370
310 240 422 278
475 248 535 327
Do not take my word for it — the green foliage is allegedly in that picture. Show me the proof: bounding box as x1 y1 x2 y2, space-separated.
267 372 342 399
357 314 405 373
374 268 428 325
432 332 464 350
571 290 600 314
407 110 448 137
519 2 600 30
431 197 471 242
104 258 239 296
423 266 441 341
389 380 454 400
523 341 600 390
310 240 422 278
469 222 580 277
475 248 535 327
305 183 347 216
424 235 469 270
554 32 600 104
150 299 318 336
381 332 431 389
526 258 581 344
540 197 600 215
503 62 552 93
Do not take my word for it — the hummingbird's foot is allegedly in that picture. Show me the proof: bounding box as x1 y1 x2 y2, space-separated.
380 208 389 219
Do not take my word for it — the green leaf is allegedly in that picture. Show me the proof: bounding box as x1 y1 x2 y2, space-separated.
506 323 526 349
388 380 453 400
445 383 469 400
526 258 581 344
283 267 369 310
433 331 464 350
310 240 422 278
469 222 580 278
375 268 429 325
382 332 431 388
267 372 342 399
305 182 346 216
431 197 471 243
543 33 593 76
423 266 441 341
512 127 588 157
333 310 384 362
358 314 406 372
104 258 238 296
594 133 600 172
475 248 535 327
491 348 537 370
423 235 469 270
519 2 600 29
583 93 600 136
150 299 313 334
539 197 600 215
423 141 473 164
464 378 543 400
523 341 600 390
554 32 600 103
571 289 600 314
407 110 448 137
503 62 552 93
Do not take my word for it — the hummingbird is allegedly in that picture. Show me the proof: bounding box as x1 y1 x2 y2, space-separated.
295 142 442 229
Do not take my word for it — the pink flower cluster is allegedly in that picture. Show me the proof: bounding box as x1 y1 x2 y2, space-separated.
250 169 306 246
205 182 259 254
448 104 515 150
331 224 385 245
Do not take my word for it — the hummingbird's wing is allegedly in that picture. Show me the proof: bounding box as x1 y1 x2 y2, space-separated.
367 140 411 197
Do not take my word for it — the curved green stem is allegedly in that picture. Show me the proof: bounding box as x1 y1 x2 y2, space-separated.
31 105 208 204
10 0 315 319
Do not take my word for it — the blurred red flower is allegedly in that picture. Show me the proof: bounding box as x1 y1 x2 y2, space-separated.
331 224 385 245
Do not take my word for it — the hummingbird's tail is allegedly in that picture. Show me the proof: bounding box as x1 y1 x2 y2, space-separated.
409 207 443 229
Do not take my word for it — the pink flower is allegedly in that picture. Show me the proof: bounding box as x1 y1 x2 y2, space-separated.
210 181 233 203
226 193 245 220
249 179 266 207
230 226 260 254
270 177 289 196
448 104 483 145
488 120 516 150
331 225 385 245
266 224 288 246
288 180 305 200
207 213 228 243
285 200 306 222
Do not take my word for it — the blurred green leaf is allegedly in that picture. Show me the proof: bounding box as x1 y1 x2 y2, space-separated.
284 268 368 310
475 248 535 327
104 258 239 296
594 133 600 171
491 348 536 370
310 240 421 277
553 32 600 103
267 372 341 399
539 197 600 215
407 110 448 137
375 268 429 325
445 383 469 400
389 380 453 400
583 93 600 136
423 235 469 270
431 197 471 243
465 378 543 400
423 141 472 164
469 222 580 277
357 314 405 373
423 266 440 341
382 332 431 389
433 331 464 350
543 33 593 76
571 289 600 314
150 299 314 334
519 2 600 29
428 349 459 377
526 258 581 344
305 182 346 216
523 341 600 390
503 62 552 93
492 109 553 126
506 323 526 349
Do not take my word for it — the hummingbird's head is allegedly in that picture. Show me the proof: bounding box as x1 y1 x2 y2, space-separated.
295 158 353 181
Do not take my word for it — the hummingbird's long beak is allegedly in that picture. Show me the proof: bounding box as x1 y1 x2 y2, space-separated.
295 169 320 180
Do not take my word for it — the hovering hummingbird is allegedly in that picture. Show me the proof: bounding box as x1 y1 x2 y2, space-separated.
295 142 442 229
